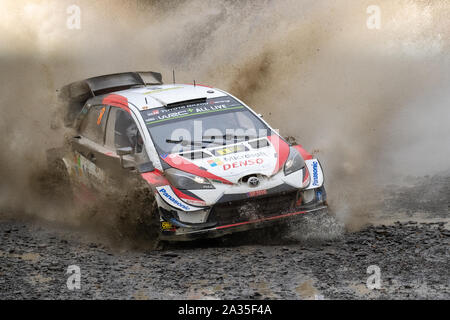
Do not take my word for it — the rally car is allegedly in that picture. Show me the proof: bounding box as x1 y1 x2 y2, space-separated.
55 71 327 241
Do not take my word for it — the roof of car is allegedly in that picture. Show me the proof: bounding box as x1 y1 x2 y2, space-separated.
92 84 229 111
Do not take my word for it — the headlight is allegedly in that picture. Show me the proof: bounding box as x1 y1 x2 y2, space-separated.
165 168 215 190
284 147 306 176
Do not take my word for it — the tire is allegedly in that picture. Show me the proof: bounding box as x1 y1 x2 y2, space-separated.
146 201 162 241
116 188 161 248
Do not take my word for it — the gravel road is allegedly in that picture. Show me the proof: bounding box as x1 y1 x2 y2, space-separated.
0 174 449 300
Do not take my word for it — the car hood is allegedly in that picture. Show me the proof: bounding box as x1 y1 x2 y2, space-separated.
160 135 291 184
195 148 277 182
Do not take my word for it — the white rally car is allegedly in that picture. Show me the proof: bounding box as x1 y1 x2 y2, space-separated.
56 72 327 240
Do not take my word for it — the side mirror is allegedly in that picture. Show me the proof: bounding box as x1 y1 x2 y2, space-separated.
116 147 134 168
117 147 133 156
257 113 263 118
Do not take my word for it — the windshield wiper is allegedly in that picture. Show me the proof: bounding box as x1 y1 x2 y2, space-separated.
165 134 259 147
202 134 257 141
165 138 221 146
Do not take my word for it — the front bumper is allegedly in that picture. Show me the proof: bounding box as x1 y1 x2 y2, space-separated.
160 204 327 241
159 186 327 241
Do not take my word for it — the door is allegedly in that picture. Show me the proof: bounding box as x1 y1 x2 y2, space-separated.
70 104 111 195
101 107 150 188
71 104 150 194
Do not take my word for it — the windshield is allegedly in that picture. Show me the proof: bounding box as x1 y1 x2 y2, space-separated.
141 96 271 156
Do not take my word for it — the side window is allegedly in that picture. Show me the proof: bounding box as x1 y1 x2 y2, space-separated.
105 108 143 153
79 105 108 144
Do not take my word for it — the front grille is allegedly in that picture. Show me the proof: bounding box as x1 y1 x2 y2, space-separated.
209 191 298 225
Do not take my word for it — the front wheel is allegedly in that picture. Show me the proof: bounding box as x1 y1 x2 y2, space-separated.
146 201 162 243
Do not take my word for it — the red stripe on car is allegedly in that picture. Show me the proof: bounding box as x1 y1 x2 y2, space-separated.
141 169 169 187
267 134 290 174
172 187 204 203
303 166 310 183
161 154 232 185
216 210 308 230
141 170 206 205
102 94 130 113
293 145 313 160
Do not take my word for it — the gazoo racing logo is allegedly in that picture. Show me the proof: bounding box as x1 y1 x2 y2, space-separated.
312 161 319 186
158 187 190 211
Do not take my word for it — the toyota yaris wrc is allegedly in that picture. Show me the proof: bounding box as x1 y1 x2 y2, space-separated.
55 71 327 241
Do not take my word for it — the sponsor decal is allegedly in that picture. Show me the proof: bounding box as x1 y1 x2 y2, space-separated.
145 105 244 125
161 154 233 185
247 189 267 197
312 161 319 186
73 152 105 182
221 151 269 163
213 144 247 156
316 189 322 201
158 187 190 211
96 106 106 125
223 158 263 171
207 158 224 167
142 96 244 126
247 176 260 187
209 99 231 105
161 221 174 230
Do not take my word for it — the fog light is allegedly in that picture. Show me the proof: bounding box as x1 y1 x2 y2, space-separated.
302 189 315 204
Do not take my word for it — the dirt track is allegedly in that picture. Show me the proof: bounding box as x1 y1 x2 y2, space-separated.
0 174 449 300
0 218 448 300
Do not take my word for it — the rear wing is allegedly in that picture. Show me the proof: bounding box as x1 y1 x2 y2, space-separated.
59 71 163 127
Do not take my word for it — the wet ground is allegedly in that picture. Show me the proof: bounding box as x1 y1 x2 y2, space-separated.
0 174 449 300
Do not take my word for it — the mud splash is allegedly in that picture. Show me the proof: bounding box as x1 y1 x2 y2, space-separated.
0 0 449 236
